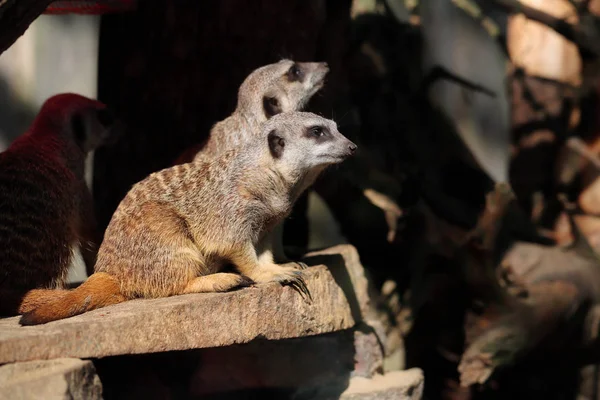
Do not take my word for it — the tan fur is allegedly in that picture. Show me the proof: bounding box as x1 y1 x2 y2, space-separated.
182 273 251 294
21 112 356 325
173 60 328 265
20 273 125 325
19 288 70 314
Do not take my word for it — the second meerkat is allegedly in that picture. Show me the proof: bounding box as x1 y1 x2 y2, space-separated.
21 112 357 325
0 94 116 316
175 59 329 264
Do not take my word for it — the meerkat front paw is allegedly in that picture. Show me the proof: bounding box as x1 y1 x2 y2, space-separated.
250 264 311 300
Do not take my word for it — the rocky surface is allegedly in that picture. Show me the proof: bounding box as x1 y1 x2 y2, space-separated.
0 358 102 400
187 326 384 397
0 245 370 364
339 369 424 400
293 369 424 400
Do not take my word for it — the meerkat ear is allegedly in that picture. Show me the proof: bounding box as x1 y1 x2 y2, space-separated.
263 96 282 118
268 129 285 158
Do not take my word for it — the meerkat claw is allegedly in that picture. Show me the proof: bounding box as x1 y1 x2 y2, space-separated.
280 260 308 270
270 264 311 300
286 275 312 302
239 275 255 288
292 261 308 270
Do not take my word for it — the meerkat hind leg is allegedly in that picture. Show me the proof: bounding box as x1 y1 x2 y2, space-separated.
182 273 253 294
231 243 310 299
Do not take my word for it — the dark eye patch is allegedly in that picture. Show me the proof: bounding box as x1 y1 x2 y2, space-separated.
263 96 282 118
268 129 285 159
310 126 324 137
305 125 330 142
286 63 304 82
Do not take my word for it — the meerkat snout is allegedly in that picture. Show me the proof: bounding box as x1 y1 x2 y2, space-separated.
328 133 357 162
299 61 329 90
288 61 329 105
348 142 358 154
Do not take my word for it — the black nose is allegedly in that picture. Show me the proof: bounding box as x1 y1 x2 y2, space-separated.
348 143 357 153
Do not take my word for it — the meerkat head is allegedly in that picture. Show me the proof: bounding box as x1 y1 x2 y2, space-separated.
236 59 329 122
262 112 357 180
34 93 118 153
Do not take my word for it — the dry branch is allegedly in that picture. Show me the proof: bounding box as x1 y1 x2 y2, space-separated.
363 188 404 243
457 183 517 309
459 280 580 386
567 137 600 171
464 183 515 250
491 0 600 57
460 233 600 387
0 0 54 56
455 173 600 387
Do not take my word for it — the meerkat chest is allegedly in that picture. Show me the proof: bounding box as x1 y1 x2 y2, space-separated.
255 191 290 219
247 197 290 237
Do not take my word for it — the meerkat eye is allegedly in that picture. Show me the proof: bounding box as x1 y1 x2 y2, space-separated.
310 126 324 137
287 64 303 82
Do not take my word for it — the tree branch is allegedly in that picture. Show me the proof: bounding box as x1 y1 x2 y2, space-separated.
490 0 600 58
0 0 54 56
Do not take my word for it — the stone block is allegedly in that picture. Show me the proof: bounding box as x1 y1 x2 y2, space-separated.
0 245 370 363
339 369 424 400
0 358 101 400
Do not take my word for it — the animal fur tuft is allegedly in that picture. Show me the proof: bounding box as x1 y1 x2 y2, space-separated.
19 272 125 325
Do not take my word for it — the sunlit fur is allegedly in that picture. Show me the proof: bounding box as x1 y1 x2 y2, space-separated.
20 112 356 325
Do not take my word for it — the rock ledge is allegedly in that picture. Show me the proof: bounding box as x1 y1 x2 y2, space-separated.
0 245 369 364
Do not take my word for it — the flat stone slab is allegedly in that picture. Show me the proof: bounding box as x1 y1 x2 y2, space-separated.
293 369 424 400
0 358 102 400
0 245 370 364
340 369 424 400
187 327 384 396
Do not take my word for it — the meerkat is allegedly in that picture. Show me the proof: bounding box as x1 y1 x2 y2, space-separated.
20 112 357 325
174 59 330 266
0 93 116 317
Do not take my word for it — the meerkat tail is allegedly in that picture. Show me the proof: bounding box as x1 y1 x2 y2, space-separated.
19 272 126 326
18 288 71 314
0 288 69 316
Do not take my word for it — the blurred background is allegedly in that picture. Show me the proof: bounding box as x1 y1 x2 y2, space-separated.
2 0 600 398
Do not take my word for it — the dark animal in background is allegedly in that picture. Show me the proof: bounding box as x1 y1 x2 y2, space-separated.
0 93 116 316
